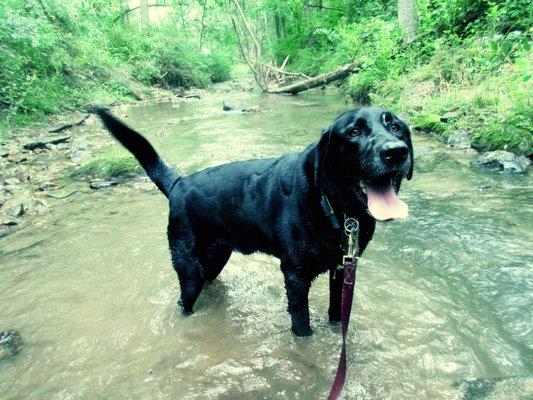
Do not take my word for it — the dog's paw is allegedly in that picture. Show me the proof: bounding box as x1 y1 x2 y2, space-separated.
292 325 314 337
178 299 194 315
328 312 341 324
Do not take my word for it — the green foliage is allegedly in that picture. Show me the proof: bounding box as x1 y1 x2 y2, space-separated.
74 155 143 179
0 0 234 137
266 0 531 154
412 114 446 135
1 0 531 155
108 23 232 89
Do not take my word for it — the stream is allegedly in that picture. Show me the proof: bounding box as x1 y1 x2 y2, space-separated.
1 89 532 399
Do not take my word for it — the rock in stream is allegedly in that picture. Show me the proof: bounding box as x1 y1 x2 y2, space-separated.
0 331 23 361
471 150 530 173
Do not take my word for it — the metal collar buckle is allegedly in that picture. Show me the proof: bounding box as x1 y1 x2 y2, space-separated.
337 217 359 281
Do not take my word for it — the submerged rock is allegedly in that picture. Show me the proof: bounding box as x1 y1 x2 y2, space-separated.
1 218 19 237
6 203 23 218
0 218 18 227
0 227 11 238
4 178 20 186
447 130 471 148
242 106 261 113
0 330 23 361
37 182 63 192
223 103 237 111
90 179 118 189
33 199 49 215
455 376 532 400
223 102 261 112
471 150 530 173
2 188 36 218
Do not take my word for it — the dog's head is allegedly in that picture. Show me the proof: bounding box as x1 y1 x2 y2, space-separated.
317 107 414 221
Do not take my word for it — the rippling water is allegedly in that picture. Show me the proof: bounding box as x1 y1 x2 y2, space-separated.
1 90 531 399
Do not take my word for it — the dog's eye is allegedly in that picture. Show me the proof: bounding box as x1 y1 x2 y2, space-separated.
390 123 401 133
349 129 360 137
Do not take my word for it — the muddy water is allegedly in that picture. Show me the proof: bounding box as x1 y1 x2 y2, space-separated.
1 90 532 399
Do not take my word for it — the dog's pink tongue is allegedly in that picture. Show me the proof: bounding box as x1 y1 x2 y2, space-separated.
366 181 409 221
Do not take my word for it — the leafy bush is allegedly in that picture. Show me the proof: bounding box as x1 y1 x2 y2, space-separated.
270 0 531 153
0 0 234 137
206 52 232 83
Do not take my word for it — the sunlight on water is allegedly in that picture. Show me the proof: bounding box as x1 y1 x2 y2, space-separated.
1 90 532 399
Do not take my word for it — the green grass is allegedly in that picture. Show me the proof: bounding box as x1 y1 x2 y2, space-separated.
73 147 143 180
0 0 233 140
344 37 533 155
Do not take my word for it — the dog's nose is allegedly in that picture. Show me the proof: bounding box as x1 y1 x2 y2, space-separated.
380 142 409 165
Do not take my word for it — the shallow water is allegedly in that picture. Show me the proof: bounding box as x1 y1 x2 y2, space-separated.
1 90 532 399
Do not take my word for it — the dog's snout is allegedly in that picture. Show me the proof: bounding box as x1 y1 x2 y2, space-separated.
380 142 409 165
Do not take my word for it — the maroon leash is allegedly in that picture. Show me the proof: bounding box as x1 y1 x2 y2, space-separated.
327 218 359 400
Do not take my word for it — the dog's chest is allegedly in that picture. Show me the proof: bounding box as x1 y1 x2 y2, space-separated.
287 231 343 271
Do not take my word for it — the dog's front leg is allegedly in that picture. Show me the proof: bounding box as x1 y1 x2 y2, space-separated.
328 266 342 323
281 266 313 337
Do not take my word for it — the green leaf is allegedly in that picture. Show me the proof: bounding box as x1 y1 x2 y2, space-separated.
502 40 512 54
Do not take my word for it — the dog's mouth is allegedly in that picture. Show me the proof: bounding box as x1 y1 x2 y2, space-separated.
356 175 409 221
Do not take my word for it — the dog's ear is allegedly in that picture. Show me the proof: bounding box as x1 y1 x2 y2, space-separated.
314 126 333 185
406 125 414 180
317 125 333 159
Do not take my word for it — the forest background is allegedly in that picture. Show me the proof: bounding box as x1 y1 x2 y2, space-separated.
0 0 531 154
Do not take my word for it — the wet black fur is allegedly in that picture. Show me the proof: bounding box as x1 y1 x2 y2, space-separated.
97 107 413 337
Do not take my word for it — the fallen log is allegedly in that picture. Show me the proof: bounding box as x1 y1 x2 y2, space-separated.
48 114 89 133
267 63 360 94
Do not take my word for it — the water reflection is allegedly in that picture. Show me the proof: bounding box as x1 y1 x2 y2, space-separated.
0 90 531 399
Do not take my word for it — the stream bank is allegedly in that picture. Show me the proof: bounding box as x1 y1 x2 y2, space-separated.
0 77 257 238
0 77 530 240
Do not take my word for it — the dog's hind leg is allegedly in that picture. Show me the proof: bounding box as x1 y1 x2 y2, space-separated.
202 242 232 282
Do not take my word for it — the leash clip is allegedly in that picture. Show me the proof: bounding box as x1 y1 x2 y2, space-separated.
343 217 359 258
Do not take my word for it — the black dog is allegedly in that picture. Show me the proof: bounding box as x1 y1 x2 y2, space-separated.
97 107 413 337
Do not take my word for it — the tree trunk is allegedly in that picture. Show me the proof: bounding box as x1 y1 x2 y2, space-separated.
274 14 282 38
140 0 150 27
199 0 208 49
267 63 360 94
304 0 312 33
397 0 419 43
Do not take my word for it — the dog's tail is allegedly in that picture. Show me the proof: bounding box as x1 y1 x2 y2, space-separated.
96 108 179 198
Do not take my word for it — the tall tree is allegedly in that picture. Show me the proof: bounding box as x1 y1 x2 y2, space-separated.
140 0 150 27
199 0 208 49
398 0 419 43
